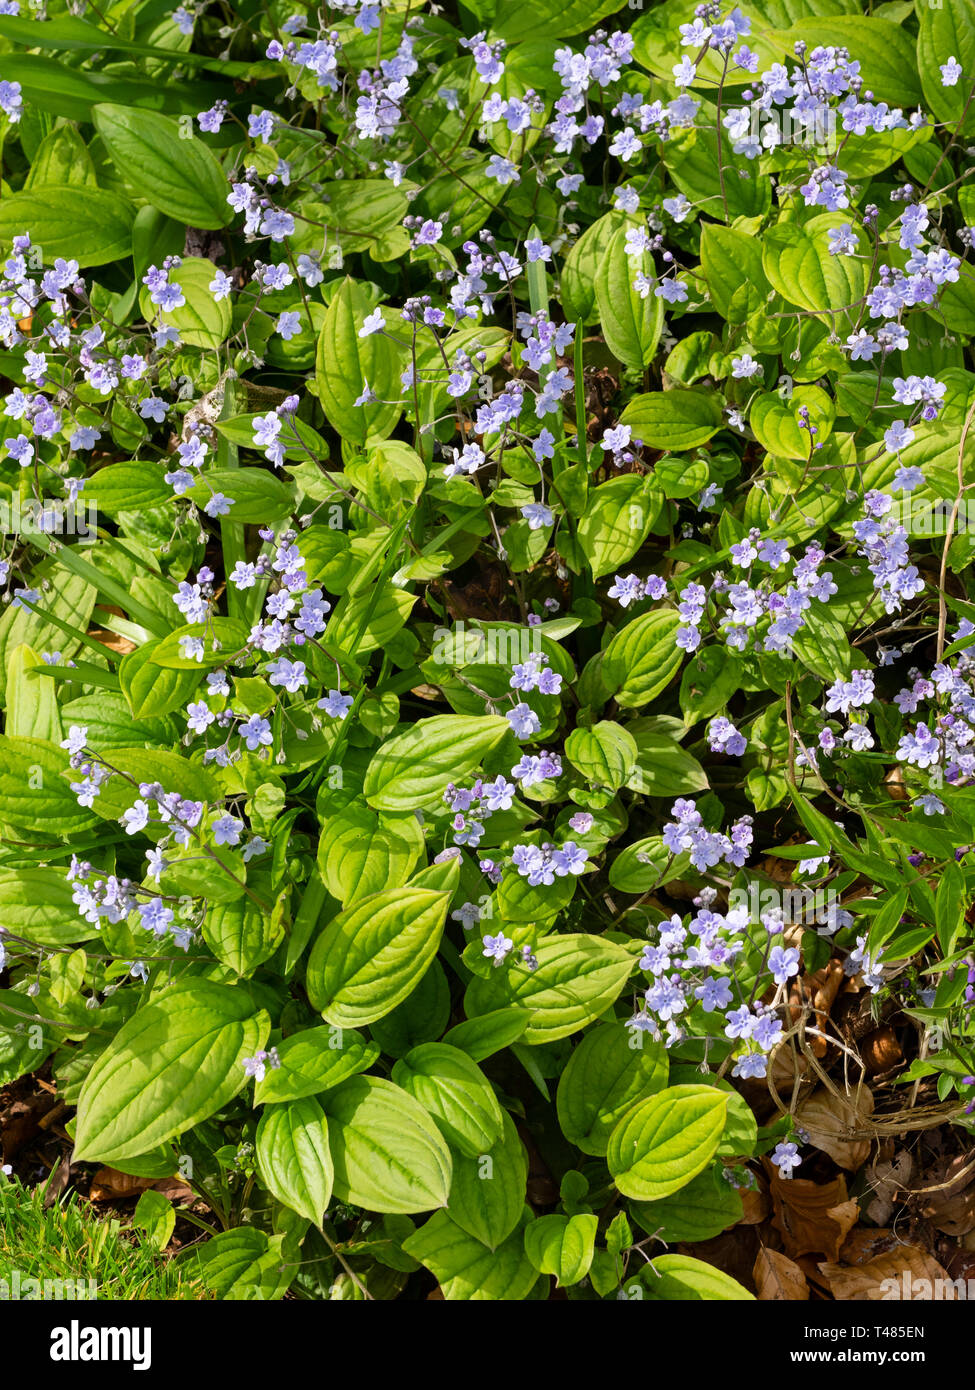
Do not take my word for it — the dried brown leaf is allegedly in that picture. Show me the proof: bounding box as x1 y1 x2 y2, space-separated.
754 1247 810 1301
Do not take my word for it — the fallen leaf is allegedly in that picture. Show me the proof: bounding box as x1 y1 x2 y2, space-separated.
861 1026 903 1075
754 1247 810 1300
89 1168 158 1201
819 1246 957 1301
796 1086 875 1170
840 1227 899 1266
768 1166 855 1260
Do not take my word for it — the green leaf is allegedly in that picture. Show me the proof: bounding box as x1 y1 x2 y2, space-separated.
917 0 975 134
595 225 664 370
315 278 402 445
87 463 175 515
403 1209 539 1299
0 735 97 835
700 223 771 322
465 934 635 1044
631 1164 743 1243
202 894 283 977
606 1084 727 1201
0 868 101 946
317 802 421 906
93 103 231 230
767 16 921 108
254 1026 380 1105
73 982 269 1164
191 1228 293 1300
322 1075 453 1215
150 615 249 669
637 1253 754 1301
132 1189 176 1252
602 610 684 708
144 255 232 350
445 1109 528 1250
24 124 96 189
392 1043 504 1158
627 721 709 797
185 468 295 523
762 213 867 316
620 389 724 450
306 887 450 1028
560 211 626 323
6 644 61 742
363 714 509 812
0 186 133 267
523 1212 597 1287
577 475 664 580
491 0 622 41
442 1008 531 1062
556 1022 668 1157
255 1098 333 1225
119 639 202 719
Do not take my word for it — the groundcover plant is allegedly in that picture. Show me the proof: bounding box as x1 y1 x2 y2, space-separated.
0 0 974 1304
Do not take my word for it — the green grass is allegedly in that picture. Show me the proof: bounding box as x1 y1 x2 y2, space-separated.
0 1175 207 1300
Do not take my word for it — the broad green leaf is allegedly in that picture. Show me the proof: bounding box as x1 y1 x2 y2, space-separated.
254 1026 380 1105
256 1098 333 1225
392 1043 504 1158
402 1210 539 1299
577 475 664 580
560 211 627 323
607 1084 727 1202
700 223 771 322
322 1075 452 1214
306 887 450 1028
315 278 402 445
918 0 975 133
0 735 97 835
626 723 709 798
465 934 635 1044
192 1228 293 1301
631 1164 743 1243
0 868 101 946
0 186 133 267
637 1253 754 1301
442 1008 531 1062
24 124 96 189
88 462 176 515
6 643 61 742
73 982 269 1163
369 958 452 1059
602 610 684 708
145 255 232 350
523 1212 597 1287
363 714 509 812
317 802 421 906
595 226 664 370
620 389 724 450
202 894 283 977
556 1022 668 1157
185 468 296 523
119 640 202 719
762 213 867 316
564 721 638 792
93 103 231 229
491 0 621 41
445 1109 528 1250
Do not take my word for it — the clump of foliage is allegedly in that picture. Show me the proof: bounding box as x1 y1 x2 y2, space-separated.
0 0 974 1302
0 1173 204 1298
